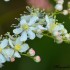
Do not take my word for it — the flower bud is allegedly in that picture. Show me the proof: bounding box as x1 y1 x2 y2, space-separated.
55 4 63 11
62 10 68 15
28 48 35 56
11 57 15 62
34 56 41 62
55 36 63 44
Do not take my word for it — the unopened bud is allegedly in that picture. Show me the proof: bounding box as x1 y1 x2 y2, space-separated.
62 10 68 15
34 56 41 62
55 4 63 11
28 48 35 56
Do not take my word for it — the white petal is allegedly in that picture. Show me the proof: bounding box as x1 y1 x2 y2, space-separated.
49 18 55 24
2 49 14 58
29 16 38 26
20 19 26 25
14 51 21 58
45 15 49 24
13 28 22 34
20 31 27 42
9 38 14 48
1 39 8 49
0 54 6 63
30 27 36 31
36 34 43 38
37 25 47 30
20 43 29 52
27 30 35 40
21 15 31 22
15 37 22 45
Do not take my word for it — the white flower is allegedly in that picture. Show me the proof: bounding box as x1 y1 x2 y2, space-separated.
55 4 63 11
9 37 29 58
0 39 8 63
45 15 67 37
13 15 39 41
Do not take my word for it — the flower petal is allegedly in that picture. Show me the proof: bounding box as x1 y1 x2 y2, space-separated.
0 54 6 63
29 16 39 26
9 38 14 48
13 28 22 34
2 49 14 58
1 39 8 49
15 37 22 45
21 15 31 22
14 51 21 58
36 34 43 38
27 30 35 40
20 43 29 52
20 19 26 25
20 31 27 41
30 27 36 31
37 25 47 30
45 15 49 24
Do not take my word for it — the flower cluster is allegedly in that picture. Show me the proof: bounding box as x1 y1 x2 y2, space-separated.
0 32 41 68
1 0 70 68
12 6 70 44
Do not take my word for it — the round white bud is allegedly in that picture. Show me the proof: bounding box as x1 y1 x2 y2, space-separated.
28 48 35 56
62 10 68 15
55 4 63 11
34 56 41 62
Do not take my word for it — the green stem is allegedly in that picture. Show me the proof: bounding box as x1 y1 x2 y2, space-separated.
21 53 34 59
43 34 54 39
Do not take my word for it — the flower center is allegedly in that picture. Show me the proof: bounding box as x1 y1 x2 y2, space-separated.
15 44 21 51
0 47 2 53
22 24 29 30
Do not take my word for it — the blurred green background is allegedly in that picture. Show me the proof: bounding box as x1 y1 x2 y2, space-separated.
0 0 70 70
